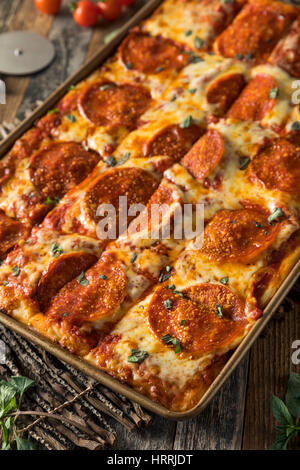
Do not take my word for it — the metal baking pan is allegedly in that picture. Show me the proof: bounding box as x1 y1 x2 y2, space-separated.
0 0 299 420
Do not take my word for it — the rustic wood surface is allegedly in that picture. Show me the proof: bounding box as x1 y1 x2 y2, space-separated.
0 0 299 450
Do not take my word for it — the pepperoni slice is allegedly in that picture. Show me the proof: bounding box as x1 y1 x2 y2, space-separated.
0 212 30 259
206 73 246 116
201 0 246 35
35 252 98 313
120 32 188 74
78 82 151 129
143 124 203 162
227 75 278 122
46 253 127 326
269 18 300 78
213 0 298 64
199 208 281 263
148 283 247 355
181 129 224 181
36 113 61 136
30 142 100 200
85 167 159 237
58 89 79 114
249 138 300 194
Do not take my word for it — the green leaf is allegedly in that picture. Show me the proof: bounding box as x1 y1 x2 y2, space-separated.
271 395 293 425
216 304 223 318
163 299 173 310
270 432 288 450
15 435 35 450
286 373 300 419
127 349 149 364
162 334 182 353
287 372 300 398
268 208 284 224
9 376 34 397
50 242 64 258
77 272 89 286
180 115 193 129
269 87 279 99
11 266 20 277
0 383 17 412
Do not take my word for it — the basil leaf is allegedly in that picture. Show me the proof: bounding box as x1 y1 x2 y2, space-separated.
50 242 63 258
163 299 173 310
286 373 300 419
44 196 56 206
127 349 149 364
216 304 223 318
77 272 89 286
268 208 284 224
11 266 20 277
239 157 250 170
10 376 35 396
99 274 107 280
47 109 59 115
66 114 76 123
271 395 293 425
194 36 205 50
0 384 17 417
180 115 193 128
105 155 117 167
220 277 229 285
185 30 192 37
180 320 186 325
269 87 279 99
291 121 300 131
270 432 289 450
162 334 181 353
131 252 137 263
15 435 35 450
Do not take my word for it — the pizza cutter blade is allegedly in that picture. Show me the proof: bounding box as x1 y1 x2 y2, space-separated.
0 31 55 75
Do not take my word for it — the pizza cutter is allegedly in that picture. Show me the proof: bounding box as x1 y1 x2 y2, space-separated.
0 31 55 75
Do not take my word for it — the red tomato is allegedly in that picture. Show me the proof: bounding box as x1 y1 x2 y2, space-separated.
72 1 100 27
97 0 122 21
119 0 135 5
34 0 62 14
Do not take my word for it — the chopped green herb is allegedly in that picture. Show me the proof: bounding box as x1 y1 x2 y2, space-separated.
131 252 137 263
44 196 56 206
165 265 172 273
99 274 107 280
84 145 90 152
269 87 279 99
127 349 149 364
155 66 164 73
63 312 69 317
264 230 269 236
47 108 59 115
99 84 114 91
185 30 192 37
0 259 3 266
291 121 300 131
235 53 244 60
180 320 186 326
245 52 254 61
194 36 205 50
163 299 173 310
187 88 197 94
77 271 89 286
51 242 64 258
254 221 263 228
118 152 131 165
167 284 176 290
189 54 204 64
162 334 181 353
68 85 76 91
159 270 172 283
3 280 10 286
170 95 177 102
216 304 223 318
174 290 184 297
67 114 76 123
12 266 20 277
220 277 229 285
239 157 251 170
125 62 133 70
105 155 117 167
268 208 284 224
180 115 193 129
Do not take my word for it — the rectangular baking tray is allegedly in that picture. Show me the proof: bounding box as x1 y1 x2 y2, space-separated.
0 0 299 420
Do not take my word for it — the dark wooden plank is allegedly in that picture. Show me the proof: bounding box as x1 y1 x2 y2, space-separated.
173 355 249 450
243 290 300 450
0 0 22 33
111 416 176 450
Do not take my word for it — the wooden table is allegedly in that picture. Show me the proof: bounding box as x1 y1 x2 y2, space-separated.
1 0 299 451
